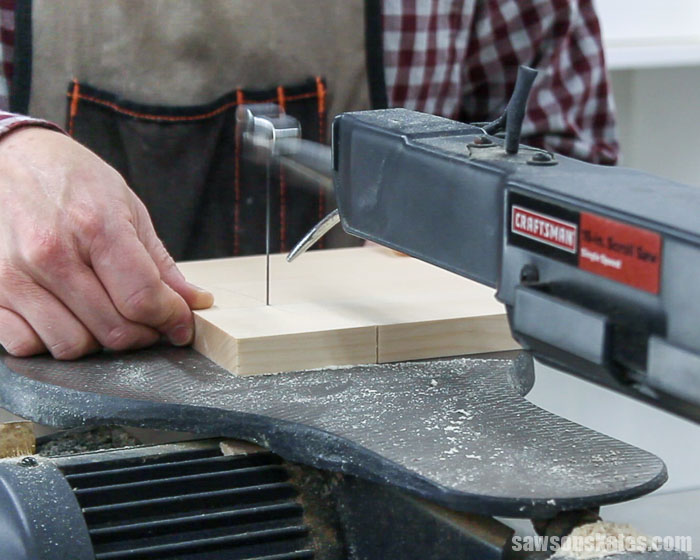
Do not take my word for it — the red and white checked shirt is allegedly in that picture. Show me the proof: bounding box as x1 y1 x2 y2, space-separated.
0 0 618 164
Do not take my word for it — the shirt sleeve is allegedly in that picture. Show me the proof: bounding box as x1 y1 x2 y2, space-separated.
0 112 64 137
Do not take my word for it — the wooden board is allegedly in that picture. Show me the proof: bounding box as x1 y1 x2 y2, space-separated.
178 247 518 375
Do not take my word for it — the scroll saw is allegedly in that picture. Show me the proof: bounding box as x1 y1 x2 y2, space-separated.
0 68 696 559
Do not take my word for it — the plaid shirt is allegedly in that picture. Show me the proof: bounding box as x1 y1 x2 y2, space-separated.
0 0 618 164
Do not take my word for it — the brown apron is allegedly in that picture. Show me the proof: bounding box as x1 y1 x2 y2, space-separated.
20 0 377 260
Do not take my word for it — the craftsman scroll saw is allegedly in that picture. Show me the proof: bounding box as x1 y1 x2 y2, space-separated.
0 68 697 559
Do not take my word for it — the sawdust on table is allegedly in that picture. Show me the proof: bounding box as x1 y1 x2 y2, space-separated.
553 521 657 558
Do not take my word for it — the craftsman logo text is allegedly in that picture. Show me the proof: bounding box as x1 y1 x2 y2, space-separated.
511 206 578 254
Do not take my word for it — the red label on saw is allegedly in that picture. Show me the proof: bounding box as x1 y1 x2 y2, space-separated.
578 213 662 294
511 206 578 254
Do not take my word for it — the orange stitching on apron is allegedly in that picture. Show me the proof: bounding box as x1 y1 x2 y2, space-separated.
234 89 245 256
315 77 327 247
64 91 319 122
276 86 287 112
65 85 323 256
315 76 327 128
277 86 288 251
68 80 81 136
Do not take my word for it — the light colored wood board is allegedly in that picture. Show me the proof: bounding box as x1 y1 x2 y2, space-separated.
183 247 479 306
178 247 516 375
235 326 377 375
191 303 378 375
378 314 518 363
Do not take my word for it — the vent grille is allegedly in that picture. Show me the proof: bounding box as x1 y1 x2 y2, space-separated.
60 446 314 560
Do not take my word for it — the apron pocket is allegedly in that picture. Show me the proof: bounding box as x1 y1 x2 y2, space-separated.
65 77 330 260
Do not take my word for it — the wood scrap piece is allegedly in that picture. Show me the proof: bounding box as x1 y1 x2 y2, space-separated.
220 439 266 456
178 247 518 375
0 421 36 458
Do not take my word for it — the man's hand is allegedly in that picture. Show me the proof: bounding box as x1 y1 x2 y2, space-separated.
0 127 214 359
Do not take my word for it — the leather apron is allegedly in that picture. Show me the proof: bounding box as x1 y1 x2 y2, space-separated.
22 0 374 260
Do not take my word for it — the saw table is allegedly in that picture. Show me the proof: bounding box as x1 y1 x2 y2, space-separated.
0 347 678 560
0 347 667 518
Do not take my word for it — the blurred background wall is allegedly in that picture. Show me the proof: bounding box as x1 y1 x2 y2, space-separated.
597 0 700 186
